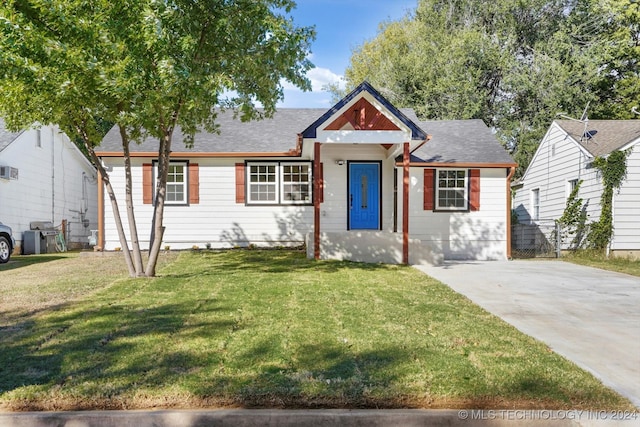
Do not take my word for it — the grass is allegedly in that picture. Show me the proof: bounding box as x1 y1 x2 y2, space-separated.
563 250 640 277
0 250 634 411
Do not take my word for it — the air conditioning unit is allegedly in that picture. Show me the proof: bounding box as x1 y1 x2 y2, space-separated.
0 166 18 180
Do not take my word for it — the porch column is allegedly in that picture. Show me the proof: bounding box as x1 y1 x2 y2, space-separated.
314 142 321 260
97 169 105 250
402 142 410 264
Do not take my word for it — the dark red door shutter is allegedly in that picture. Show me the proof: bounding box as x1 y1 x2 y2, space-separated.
469 169 480 211
143 163 153 204
235 163 245 203
423 169 434 211
189 163 199 204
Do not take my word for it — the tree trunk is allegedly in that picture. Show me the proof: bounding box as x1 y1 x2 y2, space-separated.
119 127 146 276
84 143 136 277
146 132 172 276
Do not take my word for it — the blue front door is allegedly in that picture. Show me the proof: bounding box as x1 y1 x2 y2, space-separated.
349 162 381 230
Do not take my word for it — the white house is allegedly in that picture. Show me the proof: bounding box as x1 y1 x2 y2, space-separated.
0 120 99 252
95 82 516 264
512 119 640 256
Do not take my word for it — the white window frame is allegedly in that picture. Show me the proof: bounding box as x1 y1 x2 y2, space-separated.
435 169 468 211
280 162 312 204
247 162 279 204
156 161 188 205
247 161 312 205
567 179 579 198
531 188 540 220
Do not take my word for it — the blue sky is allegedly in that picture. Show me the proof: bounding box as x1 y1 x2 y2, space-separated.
278 0 417 108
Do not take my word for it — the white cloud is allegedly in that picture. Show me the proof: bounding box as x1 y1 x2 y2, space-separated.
281 66 345 92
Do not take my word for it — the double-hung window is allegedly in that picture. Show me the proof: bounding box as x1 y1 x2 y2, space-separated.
154 161 188 205
436 169 468 210
247 162 312 205
531 188 540 220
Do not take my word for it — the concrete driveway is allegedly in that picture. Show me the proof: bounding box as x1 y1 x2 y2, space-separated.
415 260 640 408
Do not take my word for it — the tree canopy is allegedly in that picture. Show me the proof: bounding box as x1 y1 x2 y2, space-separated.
340 0 640 176
0 0 315 276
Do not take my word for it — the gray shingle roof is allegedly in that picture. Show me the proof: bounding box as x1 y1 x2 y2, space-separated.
97 109 327 153
0 118 24 154
96 110 515 166
555 120 640 157
412 119 515 165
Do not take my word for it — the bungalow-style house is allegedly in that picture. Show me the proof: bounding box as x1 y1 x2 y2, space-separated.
95 82 516 264
0 119 99 253
512 119 640 256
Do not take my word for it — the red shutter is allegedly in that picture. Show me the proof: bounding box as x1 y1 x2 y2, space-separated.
423 169 434 211
189 163 199 204
318 162 324 203
469 169 480 211
143 163 153 204
235 163 245 203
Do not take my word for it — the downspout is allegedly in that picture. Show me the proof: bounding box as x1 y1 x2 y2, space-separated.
506 166 516 259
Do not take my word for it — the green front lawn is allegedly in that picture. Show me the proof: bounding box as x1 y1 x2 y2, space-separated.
563 250 640 277
0 250 633 410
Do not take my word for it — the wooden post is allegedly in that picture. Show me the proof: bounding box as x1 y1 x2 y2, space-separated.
314 142 321 260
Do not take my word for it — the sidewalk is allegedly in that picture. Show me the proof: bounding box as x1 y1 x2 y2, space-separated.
0 409 637 427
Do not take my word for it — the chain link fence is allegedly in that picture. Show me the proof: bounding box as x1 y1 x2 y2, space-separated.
511 219 560 258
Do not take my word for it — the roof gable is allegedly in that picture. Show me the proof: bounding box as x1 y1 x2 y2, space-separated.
0 118 25 154
301 81 427 141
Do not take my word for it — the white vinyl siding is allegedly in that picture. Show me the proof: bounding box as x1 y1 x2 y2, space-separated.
612 144 640 250
406 167 509 260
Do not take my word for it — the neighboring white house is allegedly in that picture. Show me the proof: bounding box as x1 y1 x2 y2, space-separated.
0 120 99 252
512 119 640 256
95 82 516 264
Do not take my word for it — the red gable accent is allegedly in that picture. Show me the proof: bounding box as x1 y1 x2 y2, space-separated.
324 98 401 131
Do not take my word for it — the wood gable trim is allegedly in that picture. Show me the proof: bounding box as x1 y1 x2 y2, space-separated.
324 98 401 132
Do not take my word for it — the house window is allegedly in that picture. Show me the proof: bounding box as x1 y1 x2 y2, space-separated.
531 188 540 220
436 169 468 210
247 162 312 204
249 163 278 202
36 129 42 148
567 179 578 198
166 162 187 203
281 164 311 203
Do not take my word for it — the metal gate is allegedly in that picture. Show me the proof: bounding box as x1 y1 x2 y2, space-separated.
511 220 559 258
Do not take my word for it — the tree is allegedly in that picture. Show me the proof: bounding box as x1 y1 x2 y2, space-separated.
340 0 634 176
0 0 314 277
